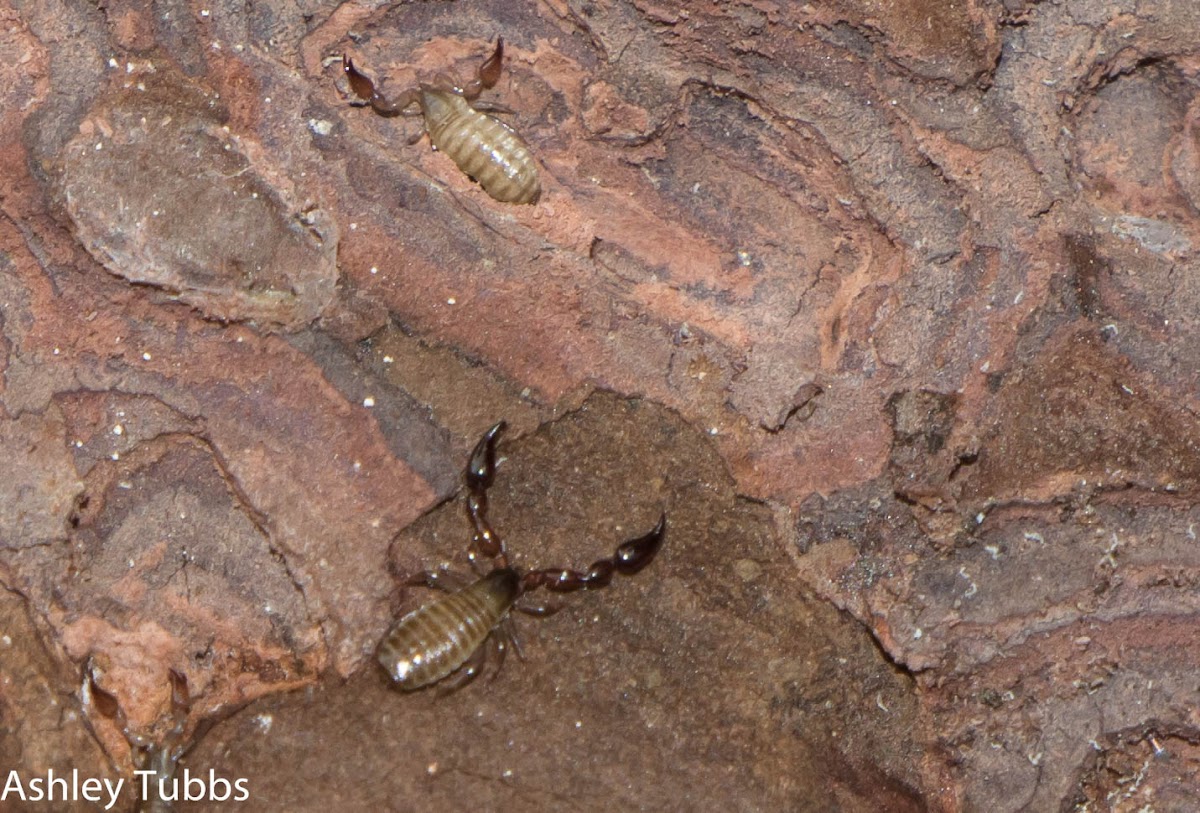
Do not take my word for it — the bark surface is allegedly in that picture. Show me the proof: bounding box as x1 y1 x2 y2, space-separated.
2 0 1199 809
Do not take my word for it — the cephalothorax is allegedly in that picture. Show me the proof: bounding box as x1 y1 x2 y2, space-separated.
342 38 541 204
377 422 666 691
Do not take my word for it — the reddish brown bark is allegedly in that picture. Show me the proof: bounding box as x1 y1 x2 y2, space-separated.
3 0 1200 809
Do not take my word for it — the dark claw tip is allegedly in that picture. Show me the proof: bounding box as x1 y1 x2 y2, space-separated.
614 513 667 575
342 55 378 103
466 421 507 490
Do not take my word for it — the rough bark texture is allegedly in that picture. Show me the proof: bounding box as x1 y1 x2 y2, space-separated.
2 0 1199 810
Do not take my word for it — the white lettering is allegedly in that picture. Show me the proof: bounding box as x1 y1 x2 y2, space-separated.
135 770 155 801
3 771 127 807
157 774 178 802
129 767 249 803
209 770 231 802
184 768 207 801
103 777 125 811
45 767 70 800
2 770 26 801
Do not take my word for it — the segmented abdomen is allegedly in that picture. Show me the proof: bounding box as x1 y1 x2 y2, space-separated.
377 569 519 690
426 94 541 204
